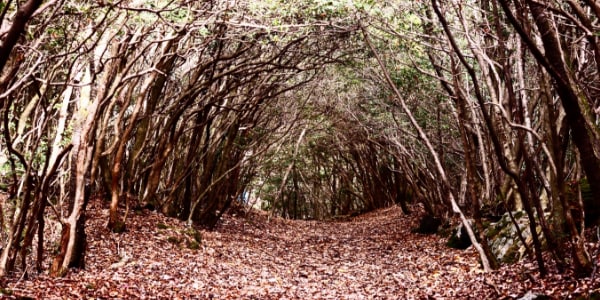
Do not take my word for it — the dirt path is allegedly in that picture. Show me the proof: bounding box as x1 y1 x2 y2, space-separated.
3 201 598 299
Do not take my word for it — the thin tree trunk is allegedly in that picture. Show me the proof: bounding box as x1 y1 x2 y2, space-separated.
274 126 308 217
430 0 544 274
108 69 157 231
500 0 600 224
361 22 493 272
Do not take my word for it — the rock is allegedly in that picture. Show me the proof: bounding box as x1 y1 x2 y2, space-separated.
413 214 442 234
446 222 472 250
484 211 545 264
517 291 553 300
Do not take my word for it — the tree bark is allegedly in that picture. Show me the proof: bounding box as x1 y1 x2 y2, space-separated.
0 0 43 73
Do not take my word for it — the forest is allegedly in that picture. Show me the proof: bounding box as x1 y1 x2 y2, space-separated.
0 0 599 298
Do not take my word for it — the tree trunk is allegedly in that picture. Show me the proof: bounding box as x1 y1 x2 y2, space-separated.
501 0 600 227
0 0 43 72
362 21 493 272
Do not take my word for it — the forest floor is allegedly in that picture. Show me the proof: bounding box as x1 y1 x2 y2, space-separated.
2 199 600 299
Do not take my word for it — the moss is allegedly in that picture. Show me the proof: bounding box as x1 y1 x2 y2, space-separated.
193 232 202 243
182 228 202 243
485 225 501 239
513 211 525 219
0 287 13 295
167 236 180 244
502 245 520 264
498 227 514 240
51 241 61 255
156 222 169 230
187 240 200 250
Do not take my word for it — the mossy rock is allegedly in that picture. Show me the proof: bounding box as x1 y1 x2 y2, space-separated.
513 210 525 219
485 223 501 238
501 245 521 264
484 211 547 264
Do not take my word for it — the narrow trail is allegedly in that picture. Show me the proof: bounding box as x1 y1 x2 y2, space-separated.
4 200 598 299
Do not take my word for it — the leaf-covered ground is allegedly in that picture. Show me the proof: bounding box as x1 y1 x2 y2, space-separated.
2 200 600 299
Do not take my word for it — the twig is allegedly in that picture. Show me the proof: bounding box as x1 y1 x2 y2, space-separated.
15 265 29 284
483 278 501 297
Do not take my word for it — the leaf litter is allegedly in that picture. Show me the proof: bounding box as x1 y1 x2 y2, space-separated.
2 199 599 299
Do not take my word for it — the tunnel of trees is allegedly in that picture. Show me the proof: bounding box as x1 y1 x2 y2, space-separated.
0 0 599 279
